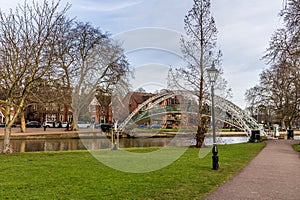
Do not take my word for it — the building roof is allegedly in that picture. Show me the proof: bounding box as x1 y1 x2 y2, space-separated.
129 92 155 105
90 97 100 106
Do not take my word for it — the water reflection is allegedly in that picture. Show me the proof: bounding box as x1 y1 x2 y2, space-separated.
0 136 259 153
0 138 179 153
7 139 86 153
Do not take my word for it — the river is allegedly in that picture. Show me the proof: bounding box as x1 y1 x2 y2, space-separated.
0 136 255 153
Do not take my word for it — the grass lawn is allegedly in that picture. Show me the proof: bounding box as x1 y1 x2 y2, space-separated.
293 143 300 158
133 128 194 133
0 143 265 199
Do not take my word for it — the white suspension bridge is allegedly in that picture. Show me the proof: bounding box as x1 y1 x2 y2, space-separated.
116 90 265 137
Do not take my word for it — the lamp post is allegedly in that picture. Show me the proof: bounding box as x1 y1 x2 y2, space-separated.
207 62 219 170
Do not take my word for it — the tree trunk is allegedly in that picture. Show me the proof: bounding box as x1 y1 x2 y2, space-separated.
196 109 205 147
20 111 26 133
2 127 12 154
196 108 208 148
72 109 79 131
196 72 205 148
2 105 13 154
281 116 286 130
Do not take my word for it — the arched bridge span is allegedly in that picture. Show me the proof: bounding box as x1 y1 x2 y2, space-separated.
118 91 264 136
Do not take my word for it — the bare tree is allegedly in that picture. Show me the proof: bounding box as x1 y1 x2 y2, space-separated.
246 0 300 129
136 87 146 92
246 63 299 129
168 0 223 148
281 0 300 38
69 22 129 130
0 0 72 153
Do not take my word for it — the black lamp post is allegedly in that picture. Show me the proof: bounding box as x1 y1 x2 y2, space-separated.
207 62 219 170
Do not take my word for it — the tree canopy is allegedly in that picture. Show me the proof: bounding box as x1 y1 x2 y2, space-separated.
0 0 129 153
245 0 300 129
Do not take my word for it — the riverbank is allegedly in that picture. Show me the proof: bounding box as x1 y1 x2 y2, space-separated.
0 127 245 140
0 127 299 140
0 127 79 140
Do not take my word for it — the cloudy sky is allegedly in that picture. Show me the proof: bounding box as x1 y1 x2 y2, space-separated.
0 0 284 109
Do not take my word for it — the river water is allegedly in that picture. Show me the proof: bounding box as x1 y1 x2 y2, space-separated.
0 136 256 153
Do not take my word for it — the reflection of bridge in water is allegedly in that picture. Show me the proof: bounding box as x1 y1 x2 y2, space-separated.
118 91 265 137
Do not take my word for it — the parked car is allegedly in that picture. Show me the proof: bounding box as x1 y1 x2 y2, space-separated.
150 124 162 129
94 123 111 132
77 121 90 128
0 122 16 127
26 121 41 128
60 121 69 128
138 124 147 128
43 121 58 128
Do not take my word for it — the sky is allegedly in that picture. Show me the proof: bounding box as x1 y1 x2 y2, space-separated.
0 0 284 109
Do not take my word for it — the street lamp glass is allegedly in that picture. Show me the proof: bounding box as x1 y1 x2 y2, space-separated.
207 63 219 83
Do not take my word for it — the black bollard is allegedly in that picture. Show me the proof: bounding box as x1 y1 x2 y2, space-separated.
212 144 219 170
250 130 260 143
287 129 294 140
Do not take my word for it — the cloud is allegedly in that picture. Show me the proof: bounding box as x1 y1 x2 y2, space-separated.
0 0 37 11
129 63 170 92
76 0 143 12
209 0 284 107
0 0 284 109
113 27 184 55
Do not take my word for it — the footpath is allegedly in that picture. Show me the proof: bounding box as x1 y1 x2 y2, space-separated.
204 139 300 200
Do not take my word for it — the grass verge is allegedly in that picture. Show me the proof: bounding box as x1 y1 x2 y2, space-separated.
292 143 300 159
0 142 265 199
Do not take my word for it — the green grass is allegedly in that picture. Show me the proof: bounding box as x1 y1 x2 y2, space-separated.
133 128 206 133
220 128 240 132
133 128 182 133
293 143 300 159
293 144 300 152
0 143 265 199
134 128 244 133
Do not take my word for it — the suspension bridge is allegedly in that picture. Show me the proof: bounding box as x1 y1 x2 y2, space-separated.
116 90 265 137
